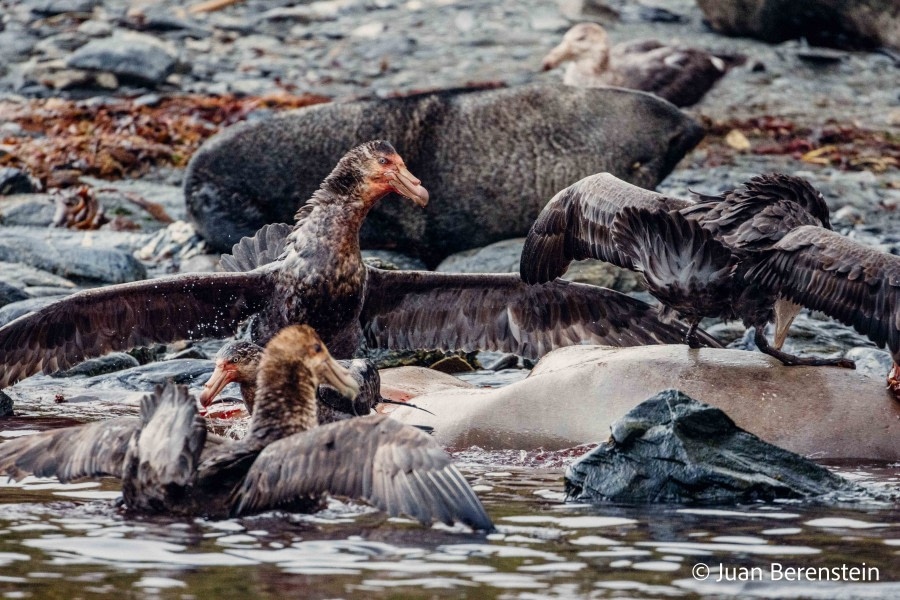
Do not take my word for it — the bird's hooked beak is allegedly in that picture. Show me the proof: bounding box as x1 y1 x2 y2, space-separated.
316 354 360 400
542 40 572 71
773 298 802 350
199 360 239 408
387 164 429 207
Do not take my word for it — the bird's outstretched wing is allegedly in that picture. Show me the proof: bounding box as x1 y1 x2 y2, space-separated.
362 268 721 357
0 271 273 388
219 223 293 272
520 173 692 283
748 226 900 354
0 417 137 482
233 414 493 530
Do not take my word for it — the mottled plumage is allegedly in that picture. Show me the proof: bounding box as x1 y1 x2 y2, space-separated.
0 327 494 530
542 23 739 107
0 142 712 392
521 172 881 371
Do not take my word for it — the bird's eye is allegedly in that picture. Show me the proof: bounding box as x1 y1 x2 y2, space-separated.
313 343 323 353
231 357 238 364
378 157 388 165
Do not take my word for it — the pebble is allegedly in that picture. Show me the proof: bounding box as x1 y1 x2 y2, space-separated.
0 168 36 195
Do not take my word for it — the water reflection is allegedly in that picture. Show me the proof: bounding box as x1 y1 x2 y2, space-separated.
0 461 897 599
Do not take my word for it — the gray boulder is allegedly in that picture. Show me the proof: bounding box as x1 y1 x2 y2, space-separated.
437 237 641 291
0 282 28 309
565 389 854 504
0 228 147 284
697 0 899 50
0 296 66 328
0 390 11 417
0 168 36 195
53 352 140 378
66 32 176 85
185 84 703 264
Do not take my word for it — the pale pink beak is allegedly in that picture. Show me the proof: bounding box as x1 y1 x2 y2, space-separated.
388 165 429 207
199 361 239 408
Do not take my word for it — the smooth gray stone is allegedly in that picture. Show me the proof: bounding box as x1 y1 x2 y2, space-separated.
66 33 176 84
81 359 214 391
54 352 140 378
0 295 66 327
565 389 854 504
0 281 28 309
0 390 13 417
185 84 703 264
0 193 54 226
0 228 147 283
845 346 894 380
0 261 77 290
0 168 35 195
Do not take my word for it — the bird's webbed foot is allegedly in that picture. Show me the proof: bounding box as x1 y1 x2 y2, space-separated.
754 327 856 369
889 364 900 401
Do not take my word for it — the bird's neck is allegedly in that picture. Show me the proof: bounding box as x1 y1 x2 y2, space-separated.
239 381 256 414
563 50 611 86
247 359 318 447
288 188 375 261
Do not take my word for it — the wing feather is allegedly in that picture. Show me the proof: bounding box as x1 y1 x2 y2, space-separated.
520 173 693 284
233 415 493 530
748 226 900 356
362 268 721 357
0 271 273 388
0 418 137 482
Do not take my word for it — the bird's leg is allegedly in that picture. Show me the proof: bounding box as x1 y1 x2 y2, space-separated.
685 319 702 349
754 327 855 369
888 363 900 400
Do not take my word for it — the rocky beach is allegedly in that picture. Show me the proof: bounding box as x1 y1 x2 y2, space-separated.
0 1 899 597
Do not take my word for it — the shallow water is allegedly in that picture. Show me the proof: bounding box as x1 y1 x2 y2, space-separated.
1 459 899 600
2 368 900 599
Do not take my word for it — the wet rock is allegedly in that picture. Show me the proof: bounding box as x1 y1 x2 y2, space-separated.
697 0 899 50
0 295 66 327
53 353 140 378
0 228 147 284
0 168 36 195
484 353 519 371
0 391 12 417
844 347 894 380
436 237 640 291
178 253 219 273
0 261 77 290
0 193 54 226
185 84 703 263
136 221 208 264
565 389 853 504
0 282 28 309
430 356 474 374
362 250 427 271
389 345 900 460
29 0 100 16
81 359 214 391
164 347 208 361
66 32 177 85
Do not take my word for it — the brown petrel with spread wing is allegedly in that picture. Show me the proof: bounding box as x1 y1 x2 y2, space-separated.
521 172 900 395
0 141 716 392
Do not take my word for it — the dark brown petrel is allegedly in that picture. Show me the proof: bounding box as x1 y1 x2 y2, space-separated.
521 173 900 378
522 172 900 395
0 141 716 391
0 325 493 528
